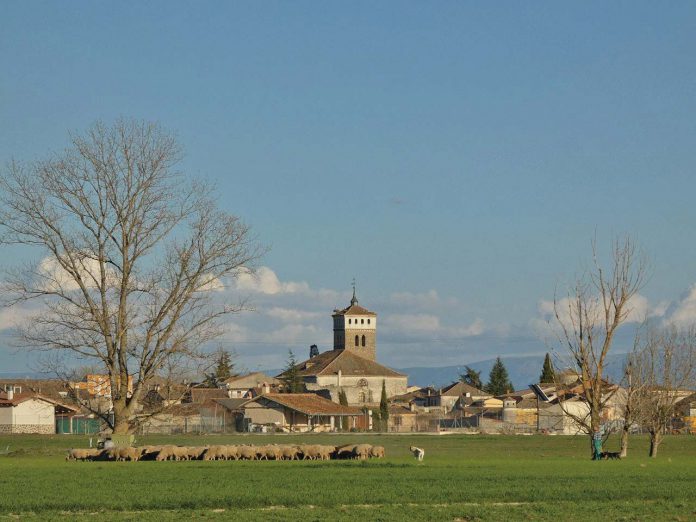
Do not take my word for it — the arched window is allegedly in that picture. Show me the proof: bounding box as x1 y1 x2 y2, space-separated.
361 335 366 347
361 318 364 324
348 318 351 324
355 335 359 347
367 319 370 324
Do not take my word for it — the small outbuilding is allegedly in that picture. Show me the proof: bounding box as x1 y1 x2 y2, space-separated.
241 393 362 432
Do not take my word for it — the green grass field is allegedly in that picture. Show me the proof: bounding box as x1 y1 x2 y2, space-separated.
1 433 695 521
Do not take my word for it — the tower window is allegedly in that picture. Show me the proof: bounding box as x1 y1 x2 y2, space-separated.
361 335 366 347
361 319 364 324
348 319 351 324
355 335 359 347
367 319 370 324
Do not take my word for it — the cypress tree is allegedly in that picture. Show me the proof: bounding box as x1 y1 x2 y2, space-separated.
338 388 349 430
485 357 513 396
379 380 389 432
539 353 556 384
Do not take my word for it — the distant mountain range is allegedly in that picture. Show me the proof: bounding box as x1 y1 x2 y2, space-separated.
397 353 629 390
0 354 630 392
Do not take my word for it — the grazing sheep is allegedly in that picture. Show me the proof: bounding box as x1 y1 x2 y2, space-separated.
264 445 282 461
155 445 178 461
370 445 385 459
409 446 425 462
203 445 226 461
353 444 372 460
66 448 91 461
333 445 355 459
224 445 239 461
187 446 208 460
237 445 256 460
108 447 140 462
316 445 336 461
171 446 191 461
280 445 300 460
139 446 162 460
299 444 320 460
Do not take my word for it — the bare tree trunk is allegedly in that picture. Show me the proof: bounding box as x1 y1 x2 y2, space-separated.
619 425 629 458
649 431 661 458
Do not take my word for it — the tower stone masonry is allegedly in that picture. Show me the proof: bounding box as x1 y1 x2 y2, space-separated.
332 290 377 361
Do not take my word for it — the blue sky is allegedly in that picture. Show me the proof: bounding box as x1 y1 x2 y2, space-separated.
1 2 696 373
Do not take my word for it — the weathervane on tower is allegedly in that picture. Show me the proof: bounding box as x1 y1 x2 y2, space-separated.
351 277 358 306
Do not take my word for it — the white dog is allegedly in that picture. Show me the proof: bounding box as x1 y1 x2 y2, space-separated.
409 445 425 461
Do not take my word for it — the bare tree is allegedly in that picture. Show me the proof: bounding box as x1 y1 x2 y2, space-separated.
631 326 696 457
554 236 647 457
618 344 644 458
0 119 263 434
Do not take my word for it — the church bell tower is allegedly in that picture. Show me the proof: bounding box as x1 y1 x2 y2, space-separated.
332 285 377 361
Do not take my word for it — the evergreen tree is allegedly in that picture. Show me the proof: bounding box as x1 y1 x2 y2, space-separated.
379 380 389 432
485 357 513 396
203 349 236 387
280 350 304 393
459 366 483 390
539 353 556 384
214 350 235 382
338 388 349 430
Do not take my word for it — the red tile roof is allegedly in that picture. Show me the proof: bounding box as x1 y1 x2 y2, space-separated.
281 349 405 378
246 393 362 416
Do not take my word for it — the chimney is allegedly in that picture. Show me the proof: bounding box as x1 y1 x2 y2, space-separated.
262 383 270 394
7 387 14 401
309 344 319 358
337 369 342 388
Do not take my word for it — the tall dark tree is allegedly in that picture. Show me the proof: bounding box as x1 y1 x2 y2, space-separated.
539 353 555 384
280 350 303 393
203 349 236 387
485 357 513 396
338 388 349 430
459 366 483 390
379 380 389 432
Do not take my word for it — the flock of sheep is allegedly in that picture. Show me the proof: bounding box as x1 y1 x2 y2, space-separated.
66 443 386 462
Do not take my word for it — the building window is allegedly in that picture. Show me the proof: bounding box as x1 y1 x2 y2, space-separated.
357 378 368 387
361 335 366 347
348 318 351 324
367 319 370 324
355 335 359 347
361 319 364 324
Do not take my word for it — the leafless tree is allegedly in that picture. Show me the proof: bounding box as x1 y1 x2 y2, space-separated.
0 119 263 434
554 236 647 457
631 326 696 457
618 342 644 458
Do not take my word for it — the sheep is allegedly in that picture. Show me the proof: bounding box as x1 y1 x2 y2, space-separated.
264 445 282 461
335 445 357 460
155 445 178 461
299 444 320 460
108 447 140 462
316 445 336 461
353 444 372 460
236 445 256 460
370 445 385 459
280 445 300 460
139 446 162 460
409 445 425 462
224 445 239 460
171 446 190 461
66 448 92 461
202 445 227 461
186 446 208 461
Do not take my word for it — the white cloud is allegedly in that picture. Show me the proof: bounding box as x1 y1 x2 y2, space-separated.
663 284 696 327
233 266 310 295
265 307 323 323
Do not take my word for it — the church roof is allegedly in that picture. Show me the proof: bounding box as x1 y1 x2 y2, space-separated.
279 349 405 378
332 303 376 317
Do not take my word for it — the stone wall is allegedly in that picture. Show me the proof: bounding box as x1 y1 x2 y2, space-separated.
0 423 54 434
309 375 407 406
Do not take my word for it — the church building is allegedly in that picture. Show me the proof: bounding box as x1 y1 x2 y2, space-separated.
279 290 408 406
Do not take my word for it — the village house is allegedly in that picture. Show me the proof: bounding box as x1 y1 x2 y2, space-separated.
0 386 80 434
241 393 362 432
224 372 281 398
